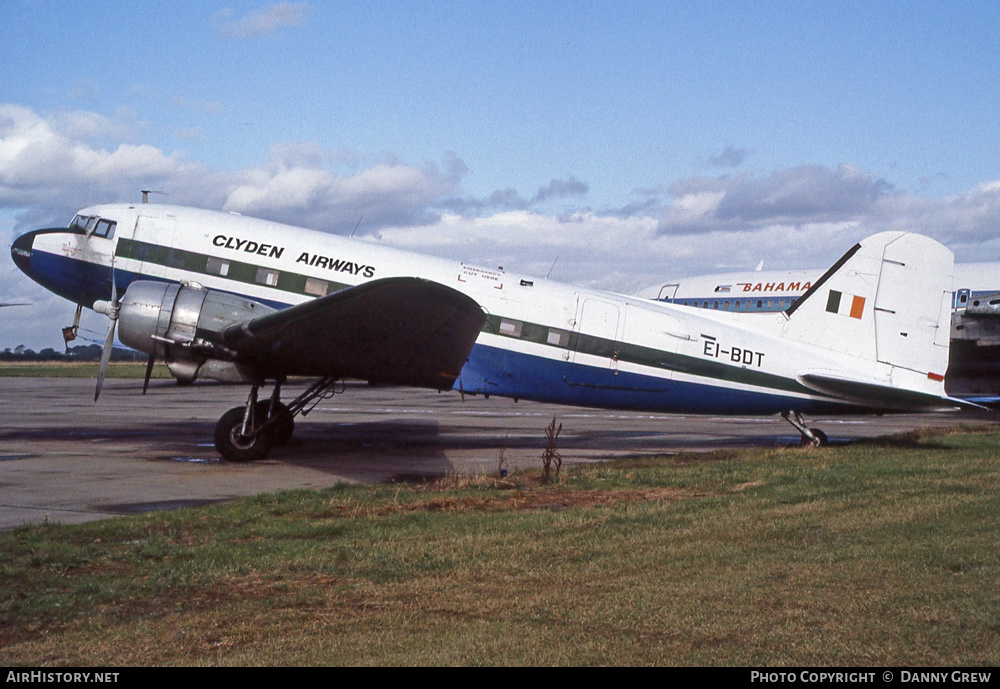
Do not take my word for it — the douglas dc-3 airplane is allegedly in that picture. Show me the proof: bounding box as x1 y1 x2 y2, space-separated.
10 202 967 459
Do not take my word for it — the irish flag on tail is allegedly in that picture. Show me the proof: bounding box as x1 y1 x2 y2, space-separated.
826 289 866 319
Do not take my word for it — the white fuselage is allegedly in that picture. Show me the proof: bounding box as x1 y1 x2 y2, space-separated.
13 203 952 415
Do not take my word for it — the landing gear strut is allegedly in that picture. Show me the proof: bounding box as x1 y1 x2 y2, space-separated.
213 377 344 461
781 410 828 447
62 304 83 351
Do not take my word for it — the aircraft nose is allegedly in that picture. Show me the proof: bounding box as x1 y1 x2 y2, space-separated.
10 230 34 275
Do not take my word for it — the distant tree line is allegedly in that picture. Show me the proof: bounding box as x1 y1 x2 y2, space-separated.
0 344 146 362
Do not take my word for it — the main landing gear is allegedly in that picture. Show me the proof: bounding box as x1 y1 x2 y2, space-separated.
214 377 344 461
781 410 829 447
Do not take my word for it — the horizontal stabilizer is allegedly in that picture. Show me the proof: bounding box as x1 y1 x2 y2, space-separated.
798 372 981 412
224 277 486 389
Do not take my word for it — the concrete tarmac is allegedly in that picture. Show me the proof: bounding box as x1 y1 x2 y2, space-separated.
1 377 995 529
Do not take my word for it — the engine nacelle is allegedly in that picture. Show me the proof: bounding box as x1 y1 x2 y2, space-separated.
115 281 276 383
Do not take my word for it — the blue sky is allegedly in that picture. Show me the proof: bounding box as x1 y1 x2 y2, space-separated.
2 1 1000 350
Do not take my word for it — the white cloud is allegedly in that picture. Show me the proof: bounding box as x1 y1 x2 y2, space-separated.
708 145 749 169
214 3 308 40
656 165 898 236
51 108 143 143
530 176 589 204
222 147 466 231
7 101 1000 350
0 104 204 209
646 164 1000 266
371 210 665 292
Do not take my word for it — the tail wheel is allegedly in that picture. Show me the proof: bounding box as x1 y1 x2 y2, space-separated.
215 406 274 461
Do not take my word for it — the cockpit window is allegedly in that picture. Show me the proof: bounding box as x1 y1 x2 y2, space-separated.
70 215 92 233
69 215 115 238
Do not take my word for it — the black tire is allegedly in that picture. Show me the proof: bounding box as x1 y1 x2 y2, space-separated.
258 401 294 445
799 428 829 447
215 406 273 461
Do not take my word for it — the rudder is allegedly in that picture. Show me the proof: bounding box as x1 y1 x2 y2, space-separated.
782 231 953 398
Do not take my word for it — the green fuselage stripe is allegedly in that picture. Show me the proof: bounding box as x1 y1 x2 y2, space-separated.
116 237 818 398
481 314 814 396
116 238 354 297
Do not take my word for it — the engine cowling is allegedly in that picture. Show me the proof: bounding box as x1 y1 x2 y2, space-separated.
115 280 276 383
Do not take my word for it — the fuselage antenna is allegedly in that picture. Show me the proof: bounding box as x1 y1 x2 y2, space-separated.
350 213 365 239
546 256 559 279
140 190 166 204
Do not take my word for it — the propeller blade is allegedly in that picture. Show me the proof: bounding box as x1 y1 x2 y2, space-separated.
95 257 119 402
142 353 155 394
95 317 116 402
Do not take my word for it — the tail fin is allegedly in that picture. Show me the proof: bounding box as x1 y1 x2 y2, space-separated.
782 231 954 407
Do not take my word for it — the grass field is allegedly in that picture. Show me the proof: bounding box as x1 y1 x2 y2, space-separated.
2 427 999 666
0 361 174 379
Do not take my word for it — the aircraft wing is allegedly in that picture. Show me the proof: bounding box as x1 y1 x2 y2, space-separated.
222 277 486 389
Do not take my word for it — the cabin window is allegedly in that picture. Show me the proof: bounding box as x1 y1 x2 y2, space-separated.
304 277 329 297
735 300 741 309
723 300 730 309
255 268 279 287
712 301 719 309
756 300 763 309
499 319 523 337
166 248 186 268
547 328 569 346
131 243 153 262
206 257 230 277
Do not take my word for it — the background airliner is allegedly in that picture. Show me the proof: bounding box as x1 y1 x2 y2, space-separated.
11 201 962 458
